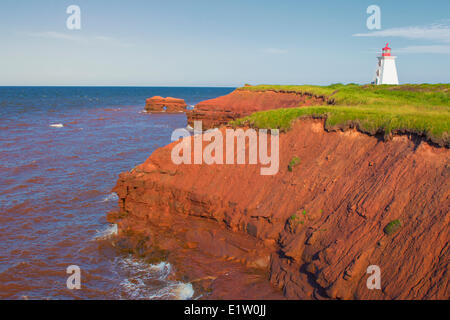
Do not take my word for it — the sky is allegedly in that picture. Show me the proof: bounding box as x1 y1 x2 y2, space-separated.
0 0 449 86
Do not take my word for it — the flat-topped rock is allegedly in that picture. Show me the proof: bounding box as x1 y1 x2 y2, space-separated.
145 96 187 113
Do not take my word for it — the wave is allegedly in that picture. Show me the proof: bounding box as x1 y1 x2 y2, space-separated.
115 256 194 300
101 192 119 202
148 261 172 280
49 124 64 128
144 282 194 300
94 224 118 240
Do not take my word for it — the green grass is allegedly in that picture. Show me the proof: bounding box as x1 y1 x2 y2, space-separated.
288 156 301 171
289 214 305 225
384 219 402 235
232 84 450 147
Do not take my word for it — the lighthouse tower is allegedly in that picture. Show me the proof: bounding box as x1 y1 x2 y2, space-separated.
373 43 399 85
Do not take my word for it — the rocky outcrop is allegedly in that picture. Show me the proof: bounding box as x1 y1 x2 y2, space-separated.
110 119 449 300
187 89 327 129
145 96 187 113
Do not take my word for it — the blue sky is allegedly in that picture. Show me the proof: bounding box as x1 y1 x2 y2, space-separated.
0 0 449 86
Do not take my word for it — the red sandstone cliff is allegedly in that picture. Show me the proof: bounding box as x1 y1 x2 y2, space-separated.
145 96 187 113
187 89 327 128
110 118 449 300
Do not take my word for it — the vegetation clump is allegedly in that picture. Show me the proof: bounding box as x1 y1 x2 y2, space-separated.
384 219 402 235
288 156 301 172
289 213 305 225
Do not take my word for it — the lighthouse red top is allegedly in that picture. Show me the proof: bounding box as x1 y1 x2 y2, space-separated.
382 43 391 56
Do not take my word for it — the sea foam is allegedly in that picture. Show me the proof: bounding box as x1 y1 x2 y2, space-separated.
115 256 194 300
94 223 118 240
102 192 119 202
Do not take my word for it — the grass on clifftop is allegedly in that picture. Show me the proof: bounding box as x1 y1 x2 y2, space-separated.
232 84 450 147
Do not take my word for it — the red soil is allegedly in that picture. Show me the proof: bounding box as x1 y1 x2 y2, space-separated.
110 119 449 300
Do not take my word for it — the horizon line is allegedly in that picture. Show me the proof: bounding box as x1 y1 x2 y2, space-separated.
0 85 241 88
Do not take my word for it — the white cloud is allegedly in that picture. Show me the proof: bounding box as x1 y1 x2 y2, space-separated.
353 23 450 54
395 45 450 54
353 23 450 43
263 48 288 54
28 31 83 41
28 32 131 47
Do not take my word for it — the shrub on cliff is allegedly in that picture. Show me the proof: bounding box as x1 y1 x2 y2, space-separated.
384 219 402 235
288 156 301 172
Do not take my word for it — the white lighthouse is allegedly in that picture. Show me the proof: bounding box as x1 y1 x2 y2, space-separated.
373 43 399 85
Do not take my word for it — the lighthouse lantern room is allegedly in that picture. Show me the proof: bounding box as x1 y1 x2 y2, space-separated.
373 43 399 85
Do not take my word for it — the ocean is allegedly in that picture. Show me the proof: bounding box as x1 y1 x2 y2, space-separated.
0 86 234 299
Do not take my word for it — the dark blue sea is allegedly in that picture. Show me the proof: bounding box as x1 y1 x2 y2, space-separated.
0 87 234 299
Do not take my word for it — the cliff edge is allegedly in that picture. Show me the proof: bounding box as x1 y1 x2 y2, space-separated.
187 89 327 129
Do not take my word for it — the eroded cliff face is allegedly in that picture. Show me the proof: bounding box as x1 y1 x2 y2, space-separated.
110 119 449 300
187 89 327 129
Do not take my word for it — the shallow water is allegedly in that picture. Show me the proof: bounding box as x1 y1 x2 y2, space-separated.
0 86 234 299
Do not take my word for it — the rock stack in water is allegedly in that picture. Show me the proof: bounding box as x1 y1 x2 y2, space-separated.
145 96 187 113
